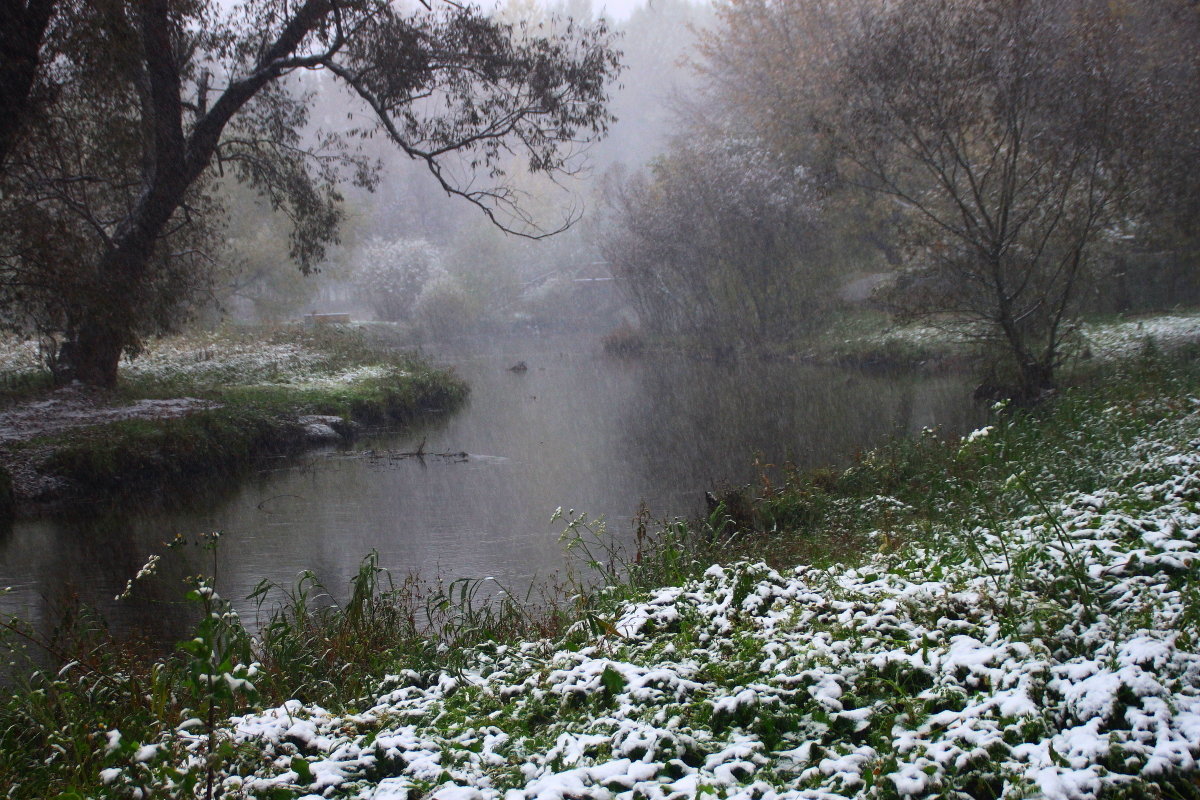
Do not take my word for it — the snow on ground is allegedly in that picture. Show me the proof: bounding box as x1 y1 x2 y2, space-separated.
0 328 404 395
0 384 217 444
1081 314 1200 360
0 329 402 501
0 338 43 373
0 384 222 500
0 330 403 445
114 399 1200 799
848 312 1200 360
120 337 332 386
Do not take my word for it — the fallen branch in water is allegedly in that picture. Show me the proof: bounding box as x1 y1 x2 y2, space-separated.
336 448 471 463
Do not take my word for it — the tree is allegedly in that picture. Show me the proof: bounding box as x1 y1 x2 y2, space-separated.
0 0 620 386
601 136 831 345
0 0 56 168
694 0 841 171
1119 0 1200 257
823 0 1160 396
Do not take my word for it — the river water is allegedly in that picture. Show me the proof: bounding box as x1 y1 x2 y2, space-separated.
0 332 979 649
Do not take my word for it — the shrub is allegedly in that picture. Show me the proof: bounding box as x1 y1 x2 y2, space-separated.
351 238 444 322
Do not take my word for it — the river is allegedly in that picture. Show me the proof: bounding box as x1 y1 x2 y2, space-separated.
0 332 979 650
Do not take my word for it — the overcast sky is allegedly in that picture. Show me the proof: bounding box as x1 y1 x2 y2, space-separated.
218 0 654 23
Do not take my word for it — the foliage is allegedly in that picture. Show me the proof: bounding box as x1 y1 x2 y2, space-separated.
350 237 444 323
5 353 1200 798
661 0 1200 394
409 274 483 341
210 179 339 324
601 137 833 345
3 351 1200 797
15 325 468 508
1121 0 1200 257
0 0 622 387
831 0 1164 396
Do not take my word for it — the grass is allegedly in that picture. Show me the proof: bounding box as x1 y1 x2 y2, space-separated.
813 308 1200 373
35 407 306 497
0 325 467 510
2 349 1199 798
736 350 1200 570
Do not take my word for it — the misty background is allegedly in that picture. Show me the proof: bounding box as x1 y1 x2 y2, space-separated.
211 0 712 339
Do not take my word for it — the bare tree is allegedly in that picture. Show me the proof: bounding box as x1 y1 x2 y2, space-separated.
0 0 620 386
826 0 1156 396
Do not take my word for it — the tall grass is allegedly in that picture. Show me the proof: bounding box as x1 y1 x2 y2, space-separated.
0 494 726 798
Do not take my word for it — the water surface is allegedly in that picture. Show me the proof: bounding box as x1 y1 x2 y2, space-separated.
0 333 979 647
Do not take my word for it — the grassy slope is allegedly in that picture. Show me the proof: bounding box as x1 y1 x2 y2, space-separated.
0 325 467 509
4 353 1199 798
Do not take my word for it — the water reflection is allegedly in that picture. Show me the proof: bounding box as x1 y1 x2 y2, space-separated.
0 333 979 648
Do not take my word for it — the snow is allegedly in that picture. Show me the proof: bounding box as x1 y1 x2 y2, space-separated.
104 394 1200 799
0 384 218 444
840 311 1200 364
1082 314 1200 359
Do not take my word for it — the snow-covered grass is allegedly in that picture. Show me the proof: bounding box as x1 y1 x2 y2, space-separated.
815 314 977 369
1079 312 1200 361
0 325 467 507
118 326 417 395
4 355 1200 799
0 337 43 373
0 325 429 403
62 357 1199 800
825 310 1200 369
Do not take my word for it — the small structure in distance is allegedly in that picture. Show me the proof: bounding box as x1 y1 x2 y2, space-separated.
303 312 352 326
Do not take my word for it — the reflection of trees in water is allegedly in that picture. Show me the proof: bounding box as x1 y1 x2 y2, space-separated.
0 407 463 656
0 336 981 657
616 357 976 511
1 514 205 670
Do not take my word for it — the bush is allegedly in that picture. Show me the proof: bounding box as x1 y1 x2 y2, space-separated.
411 276 482 340
351 238 444 322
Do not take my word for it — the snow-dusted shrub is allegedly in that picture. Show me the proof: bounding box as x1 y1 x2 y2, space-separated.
411 276 480 340
350 238 444 322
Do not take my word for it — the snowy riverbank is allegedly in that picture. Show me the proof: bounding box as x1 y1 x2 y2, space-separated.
95 361 1200 800
0 325 466 512
822 311 1200 372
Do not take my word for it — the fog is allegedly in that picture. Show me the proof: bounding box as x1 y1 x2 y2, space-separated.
217 0 713 336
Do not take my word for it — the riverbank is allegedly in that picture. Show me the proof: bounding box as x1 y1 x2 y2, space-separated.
815 309 1200 372
0 325 467 515
3 351 1198 798
607 310 1200 375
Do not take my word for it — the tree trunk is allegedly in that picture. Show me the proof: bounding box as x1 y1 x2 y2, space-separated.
1016 359 1054 403
0 0 56 167
58 241 145 388
53 0 333 388
63 318 126 388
